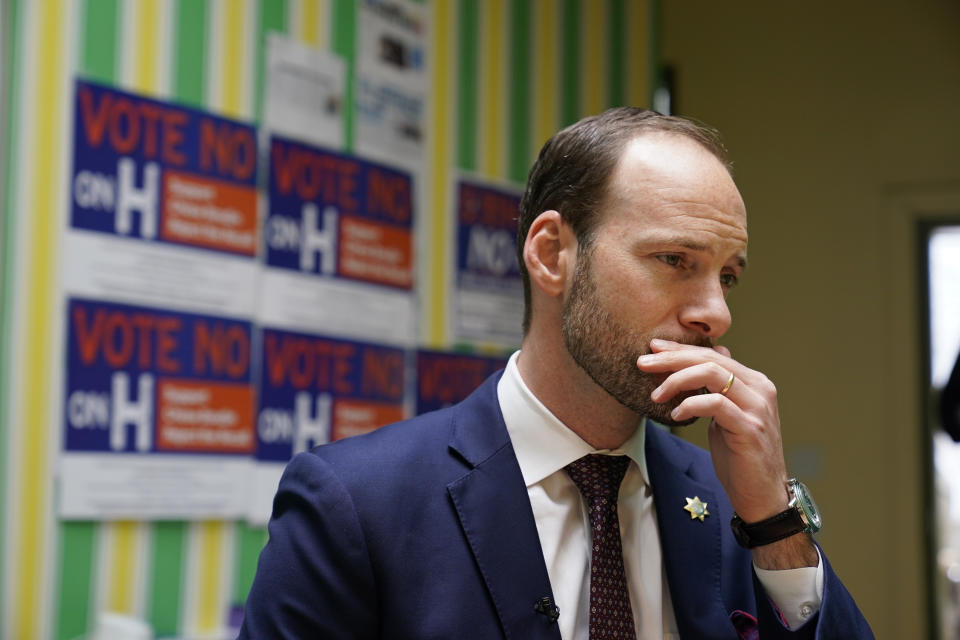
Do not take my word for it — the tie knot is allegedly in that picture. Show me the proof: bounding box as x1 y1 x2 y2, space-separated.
565 454 630 501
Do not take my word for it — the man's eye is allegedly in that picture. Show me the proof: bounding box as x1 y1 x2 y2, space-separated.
657 254 682 267
720 273 739 288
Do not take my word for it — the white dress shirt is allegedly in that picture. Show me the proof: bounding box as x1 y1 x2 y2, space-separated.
496 351 823 639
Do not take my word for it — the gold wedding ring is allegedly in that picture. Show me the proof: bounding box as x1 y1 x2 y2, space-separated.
720 372 735 395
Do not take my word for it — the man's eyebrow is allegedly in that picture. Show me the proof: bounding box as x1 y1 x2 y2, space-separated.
645 235 748 270
645 235 710 252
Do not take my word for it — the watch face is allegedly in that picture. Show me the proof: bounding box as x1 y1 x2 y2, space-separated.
793 480 822 533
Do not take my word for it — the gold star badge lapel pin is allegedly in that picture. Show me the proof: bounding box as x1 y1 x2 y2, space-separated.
683 496 709 522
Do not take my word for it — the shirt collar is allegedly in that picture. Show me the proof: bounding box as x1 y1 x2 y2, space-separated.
496 350 650 488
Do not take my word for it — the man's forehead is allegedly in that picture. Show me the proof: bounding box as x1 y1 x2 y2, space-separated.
615 132 734 185
593 132 749 255
606 133 745 212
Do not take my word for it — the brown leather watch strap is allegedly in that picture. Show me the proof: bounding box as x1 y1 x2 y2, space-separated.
731 508 808 548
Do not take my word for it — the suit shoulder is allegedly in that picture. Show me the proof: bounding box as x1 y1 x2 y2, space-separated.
645 421 719 484
647 421 711 458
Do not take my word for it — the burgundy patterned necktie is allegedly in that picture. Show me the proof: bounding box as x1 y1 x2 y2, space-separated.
565 454 637 640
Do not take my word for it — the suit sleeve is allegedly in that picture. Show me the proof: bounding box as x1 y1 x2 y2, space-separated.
754 546 874 640
238 452 379 639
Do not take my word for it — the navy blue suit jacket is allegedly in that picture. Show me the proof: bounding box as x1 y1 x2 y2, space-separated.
240 372 873 639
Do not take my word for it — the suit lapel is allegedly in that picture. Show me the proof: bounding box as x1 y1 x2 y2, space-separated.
446 375 562 640
646 422 739 638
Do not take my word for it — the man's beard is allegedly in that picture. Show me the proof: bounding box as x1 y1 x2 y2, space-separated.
561 247 711 427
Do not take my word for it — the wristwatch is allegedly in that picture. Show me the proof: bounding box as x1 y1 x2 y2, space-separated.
730 478 822 548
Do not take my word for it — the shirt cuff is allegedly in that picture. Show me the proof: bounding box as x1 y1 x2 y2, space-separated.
753 547 824 630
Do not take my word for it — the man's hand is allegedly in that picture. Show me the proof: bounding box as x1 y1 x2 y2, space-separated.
637 338 818 568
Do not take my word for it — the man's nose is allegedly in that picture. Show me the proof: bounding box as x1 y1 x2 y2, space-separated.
678 281 732 339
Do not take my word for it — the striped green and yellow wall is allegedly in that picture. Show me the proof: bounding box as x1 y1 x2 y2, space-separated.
0 0 654 637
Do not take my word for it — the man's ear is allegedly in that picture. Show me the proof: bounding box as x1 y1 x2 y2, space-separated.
522 210 577 298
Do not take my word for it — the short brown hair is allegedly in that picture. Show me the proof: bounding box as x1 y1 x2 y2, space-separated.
517 107 730 333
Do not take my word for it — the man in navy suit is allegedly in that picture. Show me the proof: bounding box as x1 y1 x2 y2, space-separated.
240 108 873 638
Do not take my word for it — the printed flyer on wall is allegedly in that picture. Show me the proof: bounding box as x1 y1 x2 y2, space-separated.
263 33 346 151
251 135 416 521
58 80 261 518
65 79 259 316
355 0 427 168
451 177 524 348
59 299 255 519
248 328 408 524
259 135 416 346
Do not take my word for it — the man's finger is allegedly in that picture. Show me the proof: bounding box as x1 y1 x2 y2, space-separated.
651 361 756 407
638 344 760 385
669 392 745 428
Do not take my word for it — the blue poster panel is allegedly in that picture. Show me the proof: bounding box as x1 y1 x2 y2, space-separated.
71 79 258 255
64 298 255 456
416 350 508 414
456 179 522 293
256 327 407 462
265 135 414 289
